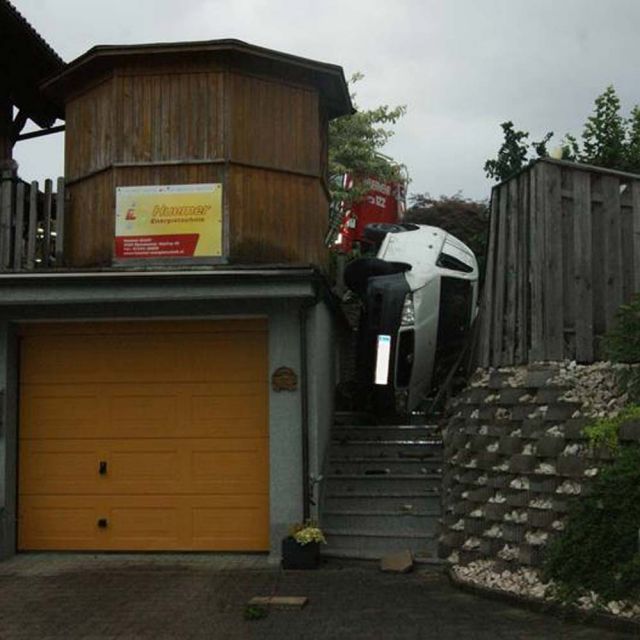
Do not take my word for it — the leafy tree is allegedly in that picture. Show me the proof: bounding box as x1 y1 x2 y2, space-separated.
485 85 640 181
625 105 640 172
580 85 626 169
483 121 531 182
329 73 407 203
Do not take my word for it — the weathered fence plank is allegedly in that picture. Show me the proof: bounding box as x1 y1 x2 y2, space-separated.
529 164 545 361
543 163 564 360
13 182 25 270
55 177 65 266
503 178 519 364
478 193 499 367
515 173 528 363
573 171 594 362
0 171 13 269
491 185 508 365
633 181 640 294
481 159 640 368
602 176 623 332
43 179 53 268
26 181 38 270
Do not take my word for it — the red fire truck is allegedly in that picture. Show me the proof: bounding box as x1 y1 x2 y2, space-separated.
332 172 407 254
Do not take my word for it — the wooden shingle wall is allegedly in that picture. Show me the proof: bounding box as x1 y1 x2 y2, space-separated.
478 159 640 366
62 57 329 268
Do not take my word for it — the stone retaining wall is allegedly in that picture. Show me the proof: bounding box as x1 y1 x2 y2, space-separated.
439 363 640 568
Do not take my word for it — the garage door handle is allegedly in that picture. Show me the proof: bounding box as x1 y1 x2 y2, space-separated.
99 461 108 475
97 518 108 528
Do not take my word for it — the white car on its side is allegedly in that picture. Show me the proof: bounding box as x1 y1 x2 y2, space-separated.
344 223 479 416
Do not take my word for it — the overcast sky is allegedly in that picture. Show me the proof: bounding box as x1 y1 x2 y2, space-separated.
11 0 640 201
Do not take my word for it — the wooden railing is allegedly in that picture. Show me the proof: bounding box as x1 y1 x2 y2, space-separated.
0 170 65 271
478 158 640 367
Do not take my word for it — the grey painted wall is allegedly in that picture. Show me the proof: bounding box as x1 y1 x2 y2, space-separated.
0 283 337 561
306 301 336 521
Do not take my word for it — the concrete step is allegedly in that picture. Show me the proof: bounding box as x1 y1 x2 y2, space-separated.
323 529 438 556
334 411 376 426
329 457 442 475
324 490 441 512
330 440 443 459
321 547 444 564
332 425 441 442
325 474 441 493
323 510 439 535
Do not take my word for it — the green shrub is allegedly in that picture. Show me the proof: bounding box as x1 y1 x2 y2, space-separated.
544 446 640 601
603 294 640 363
584 404 640 451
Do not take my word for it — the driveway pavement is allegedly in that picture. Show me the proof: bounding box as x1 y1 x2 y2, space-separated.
0 554 633 639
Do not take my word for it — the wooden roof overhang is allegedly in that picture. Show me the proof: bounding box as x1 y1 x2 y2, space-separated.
41 39 354 119
0 0 64 127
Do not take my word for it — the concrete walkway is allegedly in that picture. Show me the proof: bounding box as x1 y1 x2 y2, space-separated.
0 554 632 639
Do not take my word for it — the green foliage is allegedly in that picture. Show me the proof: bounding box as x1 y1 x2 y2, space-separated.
483 121 534 182
625 106 640 172
329 73 407 203
603 294 640 363
485 85 640 181
544 446 640 601
405 193 489 276
584 404 640 451
581 85 626 169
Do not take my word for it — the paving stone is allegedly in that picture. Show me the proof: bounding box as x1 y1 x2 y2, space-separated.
545 403 582 422
467 487 494 503
509 454 536 474
502 523 526 543
479 538 504 556
488 371 512 389
497 388 530 405
527 509 555 529
505 490 530 508
536 436 566 457
484 503 509 521
518 544 545 567
520 419 546 438
529 476 558 493
477 451 501 470
498 436 523 455
562 418 591 439
619 419 640 442
464 517 487 535
556 455 587 478
486 475 512 490
535 387 571 404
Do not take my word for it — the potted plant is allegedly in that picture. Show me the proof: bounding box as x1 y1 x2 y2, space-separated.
281 520 326 570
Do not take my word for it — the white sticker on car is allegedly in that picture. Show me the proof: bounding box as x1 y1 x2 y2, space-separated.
375 334 391 385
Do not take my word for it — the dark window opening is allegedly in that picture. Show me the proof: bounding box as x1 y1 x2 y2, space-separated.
436 252 474 273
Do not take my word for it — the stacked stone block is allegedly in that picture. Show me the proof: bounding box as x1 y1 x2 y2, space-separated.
439 364 640 568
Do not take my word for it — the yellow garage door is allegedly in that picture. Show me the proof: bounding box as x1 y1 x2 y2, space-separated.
18 319 269 551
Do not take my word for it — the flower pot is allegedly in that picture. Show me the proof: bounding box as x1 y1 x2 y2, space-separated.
281 537 320 570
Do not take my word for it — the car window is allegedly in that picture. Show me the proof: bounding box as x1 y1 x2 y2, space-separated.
436 252 474 273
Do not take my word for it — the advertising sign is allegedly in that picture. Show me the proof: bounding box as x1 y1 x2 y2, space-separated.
115 184 222 260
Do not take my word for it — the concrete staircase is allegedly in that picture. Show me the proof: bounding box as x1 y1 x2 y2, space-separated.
321 416 443 562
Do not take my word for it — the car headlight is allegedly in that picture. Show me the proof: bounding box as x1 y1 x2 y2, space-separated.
401 294 415 326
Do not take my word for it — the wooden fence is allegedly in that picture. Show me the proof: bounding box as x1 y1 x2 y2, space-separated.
478 158 640 367
0 170 65 271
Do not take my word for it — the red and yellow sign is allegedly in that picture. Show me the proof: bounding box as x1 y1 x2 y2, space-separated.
115 184 222 259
